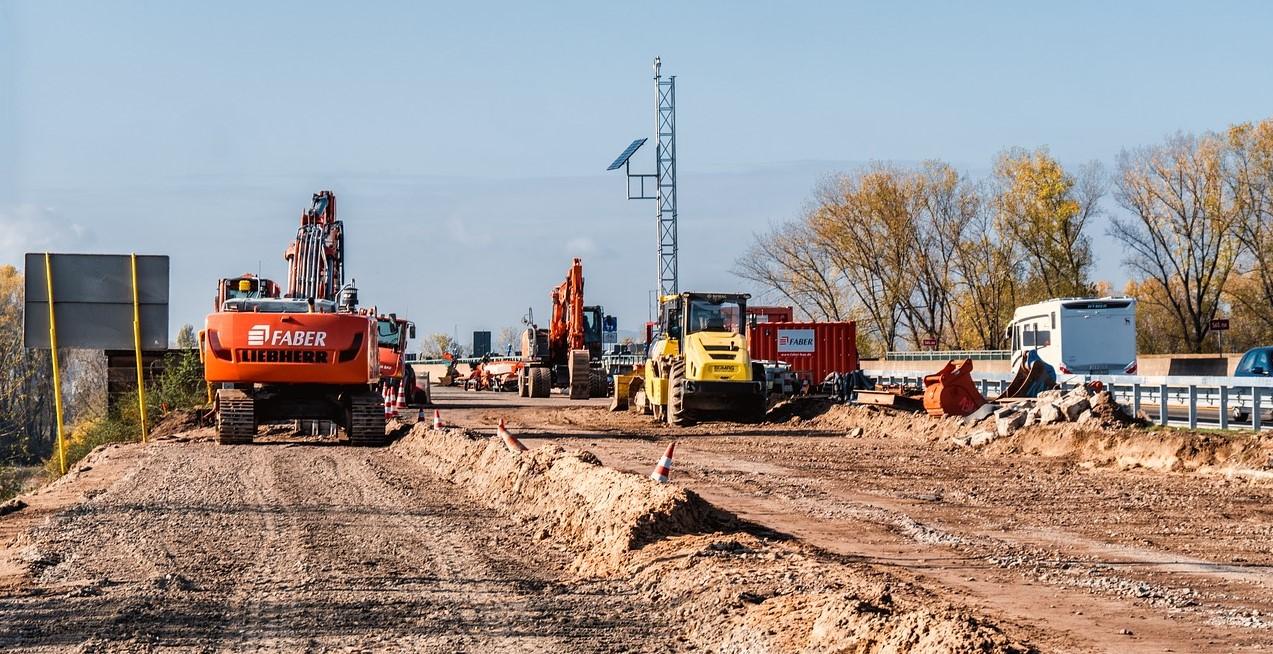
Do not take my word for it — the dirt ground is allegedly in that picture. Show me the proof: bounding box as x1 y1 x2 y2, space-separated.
437 385 1273 653
2 384 1269 652
0 439 664 652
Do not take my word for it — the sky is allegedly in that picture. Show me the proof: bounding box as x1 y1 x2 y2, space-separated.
4 1 1273 348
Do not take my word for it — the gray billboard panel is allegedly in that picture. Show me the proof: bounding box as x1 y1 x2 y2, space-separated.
24 253 169 350
472 331 492 357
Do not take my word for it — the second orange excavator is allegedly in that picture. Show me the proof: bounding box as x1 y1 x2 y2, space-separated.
517 258 607 399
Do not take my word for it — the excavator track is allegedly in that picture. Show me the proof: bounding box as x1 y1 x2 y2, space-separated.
347 392 388 447
215 389 256 445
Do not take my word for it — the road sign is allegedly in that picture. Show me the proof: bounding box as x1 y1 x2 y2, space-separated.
1211 318 1230 331
922 338 938 348
24 253 169 350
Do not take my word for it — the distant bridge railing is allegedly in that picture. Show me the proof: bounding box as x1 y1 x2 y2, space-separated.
883 350 1012 361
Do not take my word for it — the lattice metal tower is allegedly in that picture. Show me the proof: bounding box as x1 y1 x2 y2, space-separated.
606 56 679 298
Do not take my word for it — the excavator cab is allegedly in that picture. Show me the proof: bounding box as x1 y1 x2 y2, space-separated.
215 274 280 310
582 305 604 358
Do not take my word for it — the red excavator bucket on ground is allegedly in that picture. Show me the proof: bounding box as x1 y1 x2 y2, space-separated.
922 358 987 417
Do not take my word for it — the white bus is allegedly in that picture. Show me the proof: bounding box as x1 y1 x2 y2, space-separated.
1007 297 1138 376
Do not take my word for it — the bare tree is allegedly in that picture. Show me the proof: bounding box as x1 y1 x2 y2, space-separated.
733 217 847 321
1113 133 1241 353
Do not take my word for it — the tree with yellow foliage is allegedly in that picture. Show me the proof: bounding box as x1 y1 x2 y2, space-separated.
992 147 1100 300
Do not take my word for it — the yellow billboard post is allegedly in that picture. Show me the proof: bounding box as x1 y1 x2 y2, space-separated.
130 253 150 443
43 253 67 475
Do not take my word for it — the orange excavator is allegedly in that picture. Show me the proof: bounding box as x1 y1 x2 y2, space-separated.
201 191 385 445
517 258 607 399
374 313 419 401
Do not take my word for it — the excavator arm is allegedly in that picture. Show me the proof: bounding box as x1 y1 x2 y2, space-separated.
547 257 586 363
284 190 345 301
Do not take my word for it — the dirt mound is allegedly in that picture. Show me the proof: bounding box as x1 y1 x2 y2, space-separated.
392 423 1031 653
801 404 965 442
999 426 1273 477
149 409 207 439
393 424 731 565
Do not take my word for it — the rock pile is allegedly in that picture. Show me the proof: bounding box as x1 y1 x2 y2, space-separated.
952 383 1142 447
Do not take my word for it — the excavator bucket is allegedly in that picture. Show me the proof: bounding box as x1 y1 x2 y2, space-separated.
921 358 987 417
995 352 1056 400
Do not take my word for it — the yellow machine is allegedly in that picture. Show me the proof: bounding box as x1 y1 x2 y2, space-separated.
611 292 766 425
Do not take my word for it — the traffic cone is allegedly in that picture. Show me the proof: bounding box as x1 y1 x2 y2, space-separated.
383 384 392 418
396 379 408 413
432 409 443 430
649 442 675 483
498 418 528 453
416 406 426 422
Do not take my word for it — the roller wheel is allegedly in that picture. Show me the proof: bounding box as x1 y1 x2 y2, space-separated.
528 367 552 398
589 369 608 398
215 389 256 445
667 360 691 427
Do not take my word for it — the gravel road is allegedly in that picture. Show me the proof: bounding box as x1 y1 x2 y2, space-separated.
0 441 662 653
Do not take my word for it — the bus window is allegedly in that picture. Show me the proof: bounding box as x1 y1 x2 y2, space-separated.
1035 330 1051 347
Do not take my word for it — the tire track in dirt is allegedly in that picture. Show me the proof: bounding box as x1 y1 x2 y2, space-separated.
0 442 667 652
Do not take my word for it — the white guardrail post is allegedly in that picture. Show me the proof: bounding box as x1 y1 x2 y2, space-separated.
1254 388 1262 433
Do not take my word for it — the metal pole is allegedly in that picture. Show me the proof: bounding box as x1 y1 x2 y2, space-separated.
44 253 67 475
131 253 149 443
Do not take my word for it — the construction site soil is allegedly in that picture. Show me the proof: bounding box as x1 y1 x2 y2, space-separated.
0 385 1270 651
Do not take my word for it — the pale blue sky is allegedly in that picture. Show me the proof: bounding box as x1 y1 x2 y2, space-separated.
4 1 1273 345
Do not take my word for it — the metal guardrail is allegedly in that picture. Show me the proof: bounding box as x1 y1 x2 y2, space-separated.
884 350 1012 361
406 355 521 365
862 369 1273 432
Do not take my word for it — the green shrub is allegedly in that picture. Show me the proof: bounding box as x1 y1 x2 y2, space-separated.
147 349 207 415
0 466 19 502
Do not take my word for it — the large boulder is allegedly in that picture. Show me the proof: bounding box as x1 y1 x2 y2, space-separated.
1059 394 1091 422
1036 389 1064 403
1038 402 1062 424
996 410 1027 437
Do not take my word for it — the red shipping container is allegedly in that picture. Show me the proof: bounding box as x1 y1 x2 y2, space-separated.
747 306 794 324
749 321 858 382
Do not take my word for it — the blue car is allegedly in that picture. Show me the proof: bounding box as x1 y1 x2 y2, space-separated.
1235 347 1273 377
1231 347 1273 422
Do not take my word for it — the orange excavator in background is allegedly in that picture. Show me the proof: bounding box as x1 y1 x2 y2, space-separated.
201 191 386 445
517 258 607 400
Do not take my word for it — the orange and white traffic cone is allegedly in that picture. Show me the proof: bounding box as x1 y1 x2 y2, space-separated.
649 442 675 483
432 409 443 430
396 379 408 413
382 384 392 418
498 418 528 453
416 406 426 422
